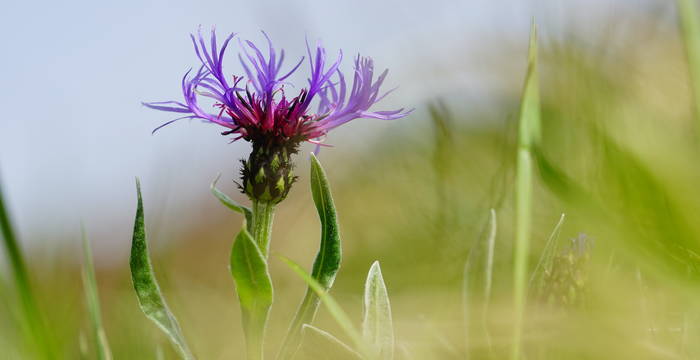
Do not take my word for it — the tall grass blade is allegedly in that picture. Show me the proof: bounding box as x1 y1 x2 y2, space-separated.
130 179 195 360
277 153 342 359
528 213 566 298
362 261 394 360
677 0 700 134
81 227 112 360
298 324 363 360
482 208 497 353
280 256 370 358
512 22 540 360
463 209 497 356
0 175 54 359
428 101 456 238
230 221 273 360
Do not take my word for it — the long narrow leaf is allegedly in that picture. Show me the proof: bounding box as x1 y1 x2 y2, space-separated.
211 174 253 231
81 228 112 360
130 179 195 360
298 324 363 360
280 256 369 357
230 221 273 359
678 0 700 133
461 208 497 354
0 173 54 358
278 153 342 359
362 261 394 360
512 22 540 360
528 213 566 298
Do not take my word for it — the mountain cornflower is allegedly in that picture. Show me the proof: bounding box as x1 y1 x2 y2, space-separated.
144 27 410 204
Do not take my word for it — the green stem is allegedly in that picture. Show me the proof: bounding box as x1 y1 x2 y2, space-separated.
252 201 275 258
0 178 54 359
244 317 265 360
243 200 275 360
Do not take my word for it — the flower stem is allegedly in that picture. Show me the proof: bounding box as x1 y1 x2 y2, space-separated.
243 200 275 360
252 201 275 258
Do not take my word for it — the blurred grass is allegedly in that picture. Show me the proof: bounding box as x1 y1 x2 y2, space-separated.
3 5 700 360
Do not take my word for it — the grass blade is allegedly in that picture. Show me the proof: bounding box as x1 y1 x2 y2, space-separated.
362 261 394 360
280 256 369 358
298 324 363 360
528 214 566 298
130 179 195 360
0 174 54 359
211 174 253 231
512 22 540 360
230 221 273 360
81 227 112 360
678 0 700 135
463 209 497 356
482 208 497 352
278 153 342 359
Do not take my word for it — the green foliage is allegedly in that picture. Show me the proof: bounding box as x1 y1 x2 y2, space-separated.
130 179 195 360
280 256 368 357
211 174 253 232
0 174 54 359
307 153 342 290
678 0 700 132
298 324 362 360
512 22 540 360
463 209 497 355
528 214 566 298
7 7 700 360
81 228 112 360
362 261 394 360
230 221 273 360
277 153 342 359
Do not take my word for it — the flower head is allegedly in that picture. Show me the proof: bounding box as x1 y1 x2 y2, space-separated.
145 27 411 203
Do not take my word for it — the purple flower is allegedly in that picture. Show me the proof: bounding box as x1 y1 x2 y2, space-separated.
144 27 411 203
144 27 410 146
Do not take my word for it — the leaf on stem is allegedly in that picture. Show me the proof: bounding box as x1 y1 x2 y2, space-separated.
130 179 195 360
211 174 253 231
276 153 342 359
230 221 273 358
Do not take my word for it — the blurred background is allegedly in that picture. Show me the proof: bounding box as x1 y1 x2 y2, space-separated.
2 0 700 358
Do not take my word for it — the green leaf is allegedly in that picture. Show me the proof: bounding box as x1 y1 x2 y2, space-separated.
130 179 195 360
528 214 566 299
230 221 273 359
277 153 342 359
513 22 539 360
678 0 700 134
279 256 369 357
211 174 253 231
81 227 112 360
308 153 342 290
0 172 54 358
362 261 394 360
298 324 363 360
462 209 497 353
